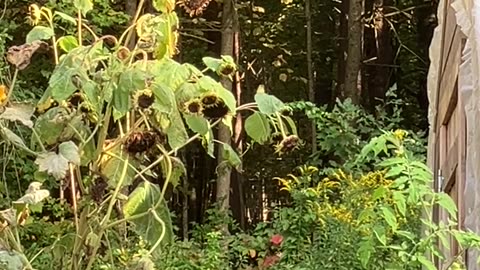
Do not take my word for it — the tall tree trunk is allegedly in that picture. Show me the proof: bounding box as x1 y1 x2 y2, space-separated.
336 0 349 102
230 30 246 229
216 0 235 229
306 0 316 153
369 0 393 106
343 0 363 104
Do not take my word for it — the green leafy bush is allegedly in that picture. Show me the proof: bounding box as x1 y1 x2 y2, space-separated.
147 131 479 270
289 88 426 174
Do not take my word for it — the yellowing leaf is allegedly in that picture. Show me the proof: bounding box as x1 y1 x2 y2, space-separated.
0 85 7 104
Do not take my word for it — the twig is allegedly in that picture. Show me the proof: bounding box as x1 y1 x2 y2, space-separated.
69 164 79 232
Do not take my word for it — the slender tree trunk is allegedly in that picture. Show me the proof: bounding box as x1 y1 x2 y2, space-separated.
336 0 349 102
230 30 246 229
369 0 392 106
125 0 137 50
216 0 235 228
306 0 316 153
343 0 363 104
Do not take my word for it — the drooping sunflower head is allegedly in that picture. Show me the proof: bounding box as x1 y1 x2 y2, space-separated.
178 0 212 17
200 92 220 107
133 89 155 110
116 46 130 61
275 135 301 155
203 100 229 119
124 131 160 154
219 63 235 76
68 92 84 108
28 4 41 25
184 98 203 115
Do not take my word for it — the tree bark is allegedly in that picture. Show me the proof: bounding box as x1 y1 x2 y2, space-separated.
306 0 316 153
216 0 235 227
125 0 137 50
343 0 363 104
369 0 393 106
229 30 246 229
336 0 349 102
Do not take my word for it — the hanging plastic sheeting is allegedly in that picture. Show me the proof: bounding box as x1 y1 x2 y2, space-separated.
426 0 446 171
452 0 480 268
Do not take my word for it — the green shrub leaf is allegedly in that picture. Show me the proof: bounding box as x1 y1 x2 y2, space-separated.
245 112 271 144
74 0 93 16
57 36 78 52
381 206 398 231
254 93 285 115
123 181 174 253
436 193 457 219
26 26 54 43
185 114 209 135
416 255 436 270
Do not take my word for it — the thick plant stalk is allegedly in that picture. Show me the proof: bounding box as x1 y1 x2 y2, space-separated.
84 156 130 270
69 164 79 232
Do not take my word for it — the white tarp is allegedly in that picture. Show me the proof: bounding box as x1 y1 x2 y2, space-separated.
429 0 480 268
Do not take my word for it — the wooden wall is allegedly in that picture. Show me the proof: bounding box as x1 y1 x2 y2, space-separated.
432 0 467 267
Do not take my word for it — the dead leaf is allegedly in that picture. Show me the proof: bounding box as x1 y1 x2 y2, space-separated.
6 41 48 70
0 103 35 128
35 152 69 180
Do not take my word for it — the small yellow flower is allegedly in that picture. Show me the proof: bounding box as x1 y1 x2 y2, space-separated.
394 129 407 141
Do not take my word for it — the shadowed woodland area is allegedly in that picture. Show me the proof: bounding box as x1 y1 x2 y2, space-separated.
1 0 477 269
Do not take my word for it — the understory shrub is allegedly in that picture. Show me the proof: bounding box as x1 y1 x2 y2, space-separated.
148 131 478 269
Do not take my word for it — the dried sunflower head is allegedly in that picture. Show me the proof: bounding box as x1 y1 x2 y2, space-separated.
116 46 130 61
200 92 220 107
90 177 108 203
178 0 212 17
275 135 301 155
68 92 84 108
124 131 160 154
133 89 155 110
203 100 229 119
219 64 235 76
184 99 203 115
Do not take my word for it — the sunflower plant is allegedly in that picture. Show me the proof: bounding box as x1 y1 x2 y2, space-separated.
0 0 298 268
